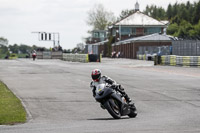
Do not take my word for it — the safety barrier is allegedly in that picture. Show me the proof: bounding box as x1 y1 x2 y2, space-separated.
36 51 62 59
62 54 89 63
161 55 200 67
137 54 200 67
33 52 100 63
52 52 63 59
36 52 43 59
137 54 146 60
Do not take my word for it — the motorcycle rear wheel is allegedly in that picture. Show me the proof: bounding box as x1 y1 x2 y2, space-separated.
104 99 121 119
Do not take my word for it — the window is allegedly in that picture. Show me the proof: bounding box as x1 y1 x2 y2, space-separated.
93 32 99 38
145 27 161 34
121 27 132 35
99 32 105 38
132 28 136 35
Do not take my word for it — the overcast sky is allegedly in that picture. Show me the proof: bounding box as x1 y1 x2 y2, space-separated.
0 0 198 49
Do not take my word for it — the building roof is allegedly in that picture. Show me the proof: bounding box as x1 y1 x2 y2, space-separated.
115 11 166 27
115 33 172 45
160 20 169 25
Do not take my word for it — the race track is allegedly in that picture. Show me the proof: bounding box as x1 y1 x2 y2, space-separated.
0 58 200 133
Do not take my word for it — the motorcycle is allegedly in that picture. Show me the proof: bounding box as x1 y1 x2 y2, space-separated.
94 83 137 119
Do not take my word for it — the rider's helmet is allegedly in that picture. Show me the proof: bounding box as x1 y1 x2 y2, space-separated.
91 69 101 82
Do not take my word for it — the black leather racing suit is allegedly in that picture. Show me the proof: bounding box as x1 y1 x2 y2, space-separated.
90 75 131 102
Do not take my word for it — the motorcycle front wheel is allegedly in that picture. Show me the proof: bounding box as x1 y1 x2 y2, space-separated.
128 104 137 118
104 98 121 119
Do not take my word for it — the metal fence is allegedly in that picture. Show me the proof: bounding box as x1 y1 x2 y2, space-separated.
172 40 200 56
37 51 63 59
137 46 171 55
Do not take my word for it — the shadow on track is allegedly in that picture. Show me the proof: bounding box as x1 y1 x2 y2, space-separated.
87 117 130 121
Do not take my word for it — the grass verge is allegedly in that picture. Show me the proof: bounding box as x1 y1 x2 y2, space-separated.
0 81 26 125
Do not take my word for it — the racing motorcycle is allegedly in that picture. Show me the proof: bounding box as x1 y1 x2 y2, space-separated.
32 53 36 61
94 83 137 119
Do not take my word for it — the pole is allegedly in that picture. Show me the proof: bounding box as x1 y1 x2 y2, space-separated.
58 33 60 46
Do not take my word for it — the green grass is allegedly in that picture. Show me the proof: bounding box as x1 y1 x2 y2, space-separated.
0 54 6 59
0 53 29 59
17 54 29 58
0 81 26 125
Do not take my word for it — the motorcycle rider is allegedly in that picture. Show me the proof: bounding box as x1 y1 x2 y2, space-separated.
90 69 132 104
32 50 37 61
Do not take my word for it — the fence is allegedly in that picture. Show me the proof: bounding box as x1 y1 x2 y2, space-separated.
137 46 171 56
172 40 200 56
36 51 62 59
63 54 89 63
161 55 200 67
33 52 101 63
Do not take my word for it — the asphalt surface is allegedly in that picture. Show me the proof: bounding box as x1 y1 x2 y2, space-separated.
0 58 200 133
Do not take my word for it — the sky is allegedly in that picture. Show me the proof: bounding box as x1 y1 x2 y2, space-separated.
0 0 199 49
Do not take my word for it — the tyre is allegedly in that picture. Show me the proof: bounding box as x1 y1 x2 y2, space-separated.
128 104 137 118
104 99 121 119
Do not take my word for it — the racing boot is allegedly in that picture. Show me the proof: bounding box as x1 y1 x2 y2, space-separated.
124 94 132 104
116 85 133 104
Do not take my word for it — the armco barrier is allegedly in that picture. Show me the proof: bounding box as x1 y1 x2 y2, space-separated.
43 51 52 59
161 55 200 67
138 54 200 67
176 56 183 66
137 54 146 60
170 55 176 66
52 52 63 59
198 57 200 66
36 52 43 59
62 54 89 63
36 51 62 59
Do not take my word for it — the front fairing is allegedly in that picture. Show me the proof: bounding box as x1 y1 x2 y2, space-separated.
95 87 113 102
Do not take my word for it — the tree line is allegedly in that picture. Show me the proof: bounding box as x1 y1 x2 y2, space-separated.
0 40 48 58
87 1 200 39
0 37 83 58
143 0 200 38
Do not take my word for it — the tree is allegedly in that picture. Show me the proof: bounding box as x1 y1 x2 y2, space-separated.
0 45 8 54
193 1 200 24
172 2 178 18
76 43 85 51
177 20 193 37
9 44 19 53
86 3 116 30
190 20 200 36
0 37 8 46
157 7 166 20
19 44 32 54
167 23 179 35
143 5 166 20
105 36 114 57
167 4 172 19
0 37 9 55
180 7 189 21
118 9 135 20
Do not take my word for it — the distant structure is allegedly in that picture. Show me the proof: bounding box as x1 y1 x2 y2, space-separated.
135 1 139 11
110 11 167 41
85 1 172 58
85 30 108 44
